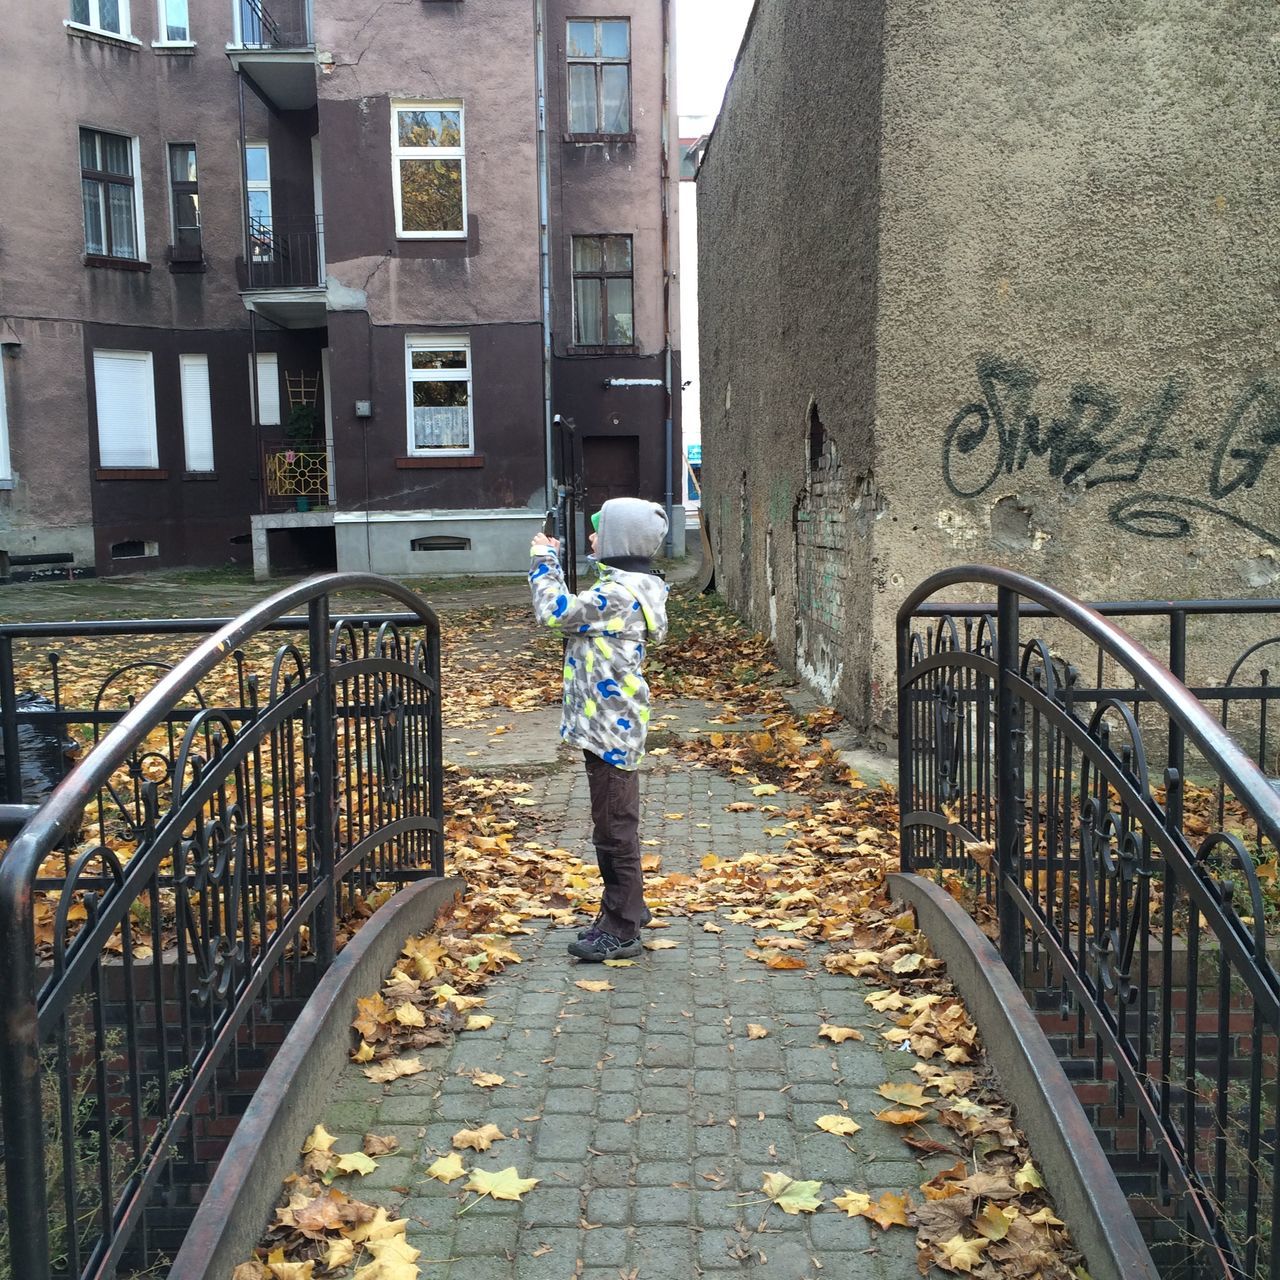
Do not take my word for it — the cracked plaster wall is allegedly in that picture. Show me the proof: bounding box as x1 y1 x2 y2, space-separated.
701 0 1280 736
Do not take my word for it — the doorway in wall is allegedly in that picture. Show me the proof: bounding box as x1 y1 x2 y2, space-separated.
582 435 640 521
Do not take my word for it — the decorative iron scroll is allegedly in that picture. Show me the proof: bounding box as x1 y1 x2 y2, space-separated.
898 571 1280 1280
0 575 443 1280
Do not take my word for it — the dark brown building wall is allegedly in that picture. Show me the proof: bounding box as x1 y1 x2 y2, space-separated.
83 322 326 574
328 314 546 512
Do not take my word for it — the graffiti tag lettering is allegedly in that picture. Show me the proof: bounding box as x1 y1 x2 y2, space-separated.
942 355 1280 549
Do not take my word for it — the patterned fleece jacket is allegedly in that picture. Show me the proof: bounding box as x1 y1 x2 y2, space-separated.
529 546 669 769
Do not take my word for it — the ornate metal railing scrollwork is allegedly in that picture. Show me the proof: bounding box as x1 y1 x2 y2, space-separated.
898 568 1280 1280
0 574 443 1280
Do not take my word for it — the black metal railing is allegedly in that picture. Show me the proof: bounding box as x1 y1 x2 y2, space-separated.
244 215 324 291
0 574 444 1280
898 567 1280 1280
236 0 312 49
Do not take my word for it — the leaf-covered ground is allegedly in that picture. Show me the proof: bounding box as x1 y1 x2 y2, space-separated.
236 589 1092 1280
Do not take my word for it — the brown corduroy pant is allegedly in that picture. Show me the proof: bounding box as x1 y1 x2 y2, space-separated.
583 749 647 938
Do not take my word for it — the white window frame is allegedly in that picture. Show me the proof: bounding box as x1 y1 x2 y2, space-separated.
153 0 193 46
179 354 214 472
405 335 473 457
93 349 159 469
252 352 281 427
0 355 12 484
391 102 467 241
80 130 147 263
245 140 273 260
67 0 135 40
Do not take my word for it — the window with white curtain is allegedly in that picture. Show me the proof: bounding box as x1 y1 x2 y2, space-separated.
253 352 281 426
180 354 214 471
406 335 472 454
80 129 144 260
69 0 132 38
93 350 158 468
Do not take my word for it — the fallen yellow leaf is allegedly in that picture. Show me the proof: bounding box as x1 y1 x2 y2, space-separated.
746 1024 769 1040
934 1233 989 1272
643 939 679 951
815 1114 862 1137
363 1056 425 1084
761 1171 823 1215
575 980 614 992
819 1024 863 1044
876 1082 932 1107
352 1040 375 1063
468 1070 505 1088
874 1107 929 1126
464 1014 495 1031
300 1125 336 1155
426 1152 468 1183
832 1189 871 1217
453 1123 505 1152
464 1166 539 1202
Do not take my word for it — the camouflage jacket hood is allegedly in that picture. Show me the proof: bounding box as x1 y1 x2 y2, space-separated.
529 545 669 769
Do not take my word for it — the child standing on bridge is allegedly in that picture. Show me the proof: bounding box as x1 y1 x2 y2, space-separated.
530 498 669 962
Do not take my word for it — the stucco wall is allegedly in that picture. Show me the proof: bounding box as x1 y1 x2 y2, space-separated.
697 0 884 709
699 0 1280 734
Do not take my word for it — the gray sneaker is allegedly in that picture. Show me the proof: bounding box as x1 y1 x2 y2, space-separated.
568 931 644 963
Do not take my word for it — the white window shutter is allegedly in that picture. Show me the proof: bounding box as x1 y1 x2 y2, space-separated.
180 354 214 471
94 350 158 468
0 357 11 480
255 352 281 426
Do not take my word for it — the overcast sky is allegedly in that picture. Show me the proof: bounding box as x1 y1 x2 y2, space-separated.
675 0 756 123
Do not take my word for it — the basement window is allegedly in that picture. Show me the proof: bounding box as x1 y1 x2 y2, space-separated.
411 535 470 552
110 538 158 559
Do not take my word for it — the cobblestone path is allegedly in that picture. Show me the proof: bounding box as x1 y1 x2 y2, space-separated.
316 758 957 1280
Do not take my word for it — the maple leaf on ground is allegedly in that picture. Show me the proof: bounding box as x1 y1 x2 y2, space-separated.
832 1190 871 1217
574 979 614 992
352 1040 376 1063
267 1261 315 1280
464 1166 539 1202
1014 1159 1045 1192
453 1123 505 1152
863 1191 912 1230
427 1152 468 1184
363 1134 400 1156
363 1056 425 1084
746 1023 770 1039
876 1082 931 1107
300 1125 337 1155
934 1233 990 1273
464 1014 495 1030
393 1003 426 1028
326 1152 378 1179
322 1238 355 1271
874 1107 929 1126
347 1208 410 1244
644 938 679 951
352 994 391 1041
352 1254 418 1280
974 1202 1016 1242
761 1171 823 1215
819 1024 863 1044
815 1114 862 1137
466 1069 505 1088
763 952 805 970
233 1264 269 1280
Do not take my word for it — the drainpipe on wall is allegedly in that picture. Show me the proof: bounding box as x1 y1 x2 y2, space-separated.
659 0 674 556
535 0 555 509
239 74 264 509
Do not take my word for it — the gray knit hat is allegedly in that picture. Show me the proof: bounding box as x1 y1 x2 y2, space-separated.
596 498 668 560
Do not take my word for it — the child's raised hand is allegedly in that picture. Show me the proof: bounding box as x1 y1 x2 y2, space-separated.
532 533 560 550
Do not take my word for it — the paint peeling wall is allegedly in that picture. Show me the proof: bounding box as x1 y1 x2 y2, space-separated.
700 0 1280 736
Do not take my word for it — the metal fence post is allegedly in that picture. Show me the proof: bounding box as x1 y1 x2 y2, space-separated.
308 595 337 969
895 617 915 872
428 625 445 878
1166 609 1187 832
0 634 23 804
995 586 1024 982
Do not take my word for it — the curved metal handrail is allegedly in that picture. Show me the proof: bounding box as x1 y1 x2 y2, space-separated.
898 564 1280 855
0 573 438 891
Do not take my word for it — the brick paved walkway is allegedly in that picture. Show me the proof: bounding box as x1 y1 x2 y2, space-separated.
317 755 955 1280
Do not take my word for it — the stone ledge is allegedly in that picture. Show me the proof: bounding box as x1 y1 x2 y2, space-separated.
887 872 1159 1280
169 874 465 1280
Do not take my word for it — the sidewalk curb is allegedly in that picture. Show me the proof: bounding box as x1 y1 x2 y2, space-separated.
169 875 465 1280
887 872 1160 1280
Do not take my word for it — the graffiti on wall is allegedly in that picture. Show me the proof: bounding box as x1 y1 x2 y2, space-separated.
942 355 1280 548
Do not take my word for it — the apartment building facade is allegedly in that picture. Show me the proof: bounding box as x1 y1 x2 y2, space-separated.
0 0 680 580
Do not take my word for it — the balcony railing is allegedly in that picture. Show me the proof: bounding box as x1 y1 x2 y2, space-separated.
235 0 312 49
244 215 324 291
264 446 331 510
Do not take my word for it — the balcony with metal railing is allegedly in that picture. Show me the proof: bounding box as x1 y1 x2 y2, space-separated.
238 214 327 328
227 0 316 110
